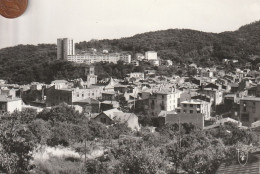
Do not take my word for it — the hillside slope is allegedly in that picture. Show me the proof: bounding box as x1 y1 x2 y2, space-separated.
76 20 260 64
1 20 260 84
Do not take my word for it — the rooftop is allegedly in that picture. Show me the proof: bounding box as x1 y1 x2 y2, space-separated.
240 97 260 102
216 152 260 174
181 99 207 104
0 95 21 102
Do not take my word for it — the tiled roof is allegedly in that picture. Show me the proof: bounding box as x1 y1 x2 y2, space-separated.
51 80 68 83
181 99 207 104
73 98 99 104
216 152 260 174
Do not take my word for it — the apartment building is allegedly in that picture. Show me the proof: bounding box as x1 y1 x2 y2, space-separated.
46 66 103 107
57 38 131 64
177 99 211 120
240 97 260 126
57 38 75 60
201 88 223 106
46 85 104 107
145 51 157 60
67 53 131 64
148 88 182 117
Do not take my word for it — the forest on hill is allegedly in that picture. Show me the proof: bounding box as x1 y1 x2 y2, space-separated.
76 20 260 64
0 20 260 84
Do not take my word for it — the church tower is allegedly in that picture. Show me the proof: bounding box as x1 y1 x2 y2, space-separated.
85 66 97 87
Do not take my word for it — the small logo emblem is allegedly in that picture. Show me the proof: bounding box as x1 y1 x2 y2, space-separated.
237 150 248 166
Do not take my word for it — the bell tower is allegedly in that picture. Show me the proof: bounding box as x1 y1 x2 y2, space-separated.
85 66 97 87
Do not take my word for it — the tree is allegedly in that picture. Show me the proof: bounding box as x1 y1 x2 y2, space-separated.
115 95 129 112
207 122 259 146
165 142 186 172
108 122 131 139
47 122 73 147
0 116 37 173
17 108 38 124
28 119 51 145
37 103 84 124
181 139 225 174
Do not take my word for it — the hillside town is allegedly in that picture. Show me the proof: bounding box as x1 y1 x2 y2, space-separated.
0 35 260 174
1 36 260 173
1 38 260 130
2 0 260 173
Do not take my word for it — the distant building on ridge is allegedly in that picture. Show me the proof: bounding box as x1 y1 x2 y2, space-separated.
145 51 157 60
56 38 131 64
57 38 75 60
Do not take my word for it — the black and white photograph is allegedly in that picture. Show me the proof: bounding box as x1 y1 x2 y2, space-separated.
0 0 260 173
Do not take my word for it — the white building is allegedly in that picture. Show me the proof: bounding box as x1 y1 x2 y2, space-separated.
130 72 145 80
177 99 211 120
145 51 157 60
67 53 131 64
120 54 131 64
148 87 182 117
51 80 68 90
0 95 22 114
30 82 45 90
57 38 131 64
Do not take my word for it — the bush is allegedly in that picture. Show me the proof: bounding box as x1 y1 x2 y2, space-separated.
34 156 82 174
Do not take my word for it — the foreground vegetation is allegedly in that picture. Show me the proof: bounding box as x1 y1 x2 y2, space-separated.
0 104 259 174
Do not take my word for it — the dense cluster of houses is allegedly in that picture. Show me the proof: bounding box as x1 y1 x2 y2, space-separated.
1 60 260 130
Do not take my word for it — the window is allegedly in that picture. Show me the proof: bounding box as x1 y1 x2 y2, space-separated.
161 103 165 110
190 104 193 107
183 110 186 113
162 95 164 99
190 110 193 114
183 104 187 107
197 111 200 114
82 94 84 97
243 102 247 112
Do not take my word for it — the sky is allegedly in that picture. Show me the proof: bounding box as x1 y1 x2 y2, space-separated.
1 0 260 49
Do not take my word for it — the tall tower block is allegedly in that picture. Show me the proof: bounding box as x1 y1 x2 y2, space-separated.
57 38 75 60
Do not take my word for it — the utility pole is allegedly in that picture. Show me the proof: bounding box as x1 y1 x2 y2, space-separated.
179 115 181 148
84 139 87 163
